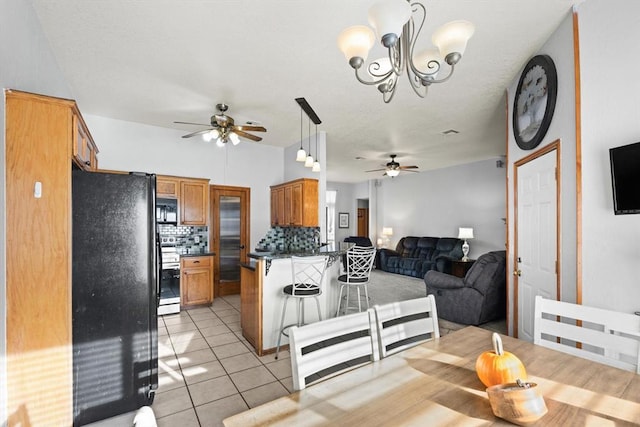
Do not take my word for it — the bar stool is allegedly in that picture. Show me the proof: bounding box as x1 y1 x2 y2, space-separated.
275 255 328 359
336 246 376 316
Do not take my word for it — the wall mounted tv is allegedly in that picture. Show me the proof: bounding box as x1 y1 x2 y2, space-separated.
609 141 640 215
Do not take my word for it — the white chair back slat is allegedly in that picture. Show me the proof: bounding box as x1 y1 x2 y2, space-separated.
374 295 440 358
344 246 376 281
290 309 379 391
291 255 327 294
534 296 640 374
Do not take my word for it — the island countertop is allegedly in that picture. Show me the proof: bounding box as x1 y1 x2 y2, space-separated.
248 245 342 260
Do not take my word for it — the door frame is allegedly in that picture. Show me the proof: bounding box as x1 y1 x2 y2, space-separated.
210 185 251 297
513 140 561 338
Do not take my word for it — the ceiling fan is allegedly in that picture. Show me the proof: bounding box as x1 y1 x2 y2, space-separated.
366 154 419 177
174 103 266 146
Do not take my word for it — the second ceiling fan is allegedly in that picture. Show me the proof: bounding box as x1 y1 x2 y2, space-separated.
174 103 266 146
366 154 419 177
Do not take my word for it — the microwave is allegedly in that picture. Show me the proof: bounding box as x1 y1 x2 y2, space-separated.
156 198 178 224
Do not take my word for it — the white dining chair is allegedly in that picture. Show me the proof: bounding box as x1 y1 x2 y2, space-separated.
336 246 377 316
374 295 440 358
289 309 379 391
534 295 640 374
275 256 328 360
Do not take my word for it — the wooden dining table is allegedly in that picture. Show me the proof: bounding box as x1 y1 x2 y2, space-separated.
223 326 640 426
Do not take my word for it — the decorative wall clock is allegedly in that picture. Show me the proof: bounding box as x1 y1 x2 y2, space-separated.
513 54 557 150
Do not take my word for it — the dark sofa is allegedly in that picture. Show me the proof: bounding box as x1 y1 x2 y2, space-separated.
377 236 463 278
424 250 506 325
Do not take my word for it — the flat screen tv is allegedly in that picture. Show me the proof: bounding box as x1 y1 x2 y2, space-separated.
609 141 640 215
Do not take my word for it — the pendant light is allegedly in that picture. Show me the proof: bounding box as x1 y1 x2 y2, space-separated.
312 125 321 172
304 115 314 167
296 108 306 161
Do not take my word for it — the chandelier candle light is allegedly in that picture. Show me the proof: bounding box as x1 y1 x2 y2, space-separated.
458 227 474 261
337 0 474 103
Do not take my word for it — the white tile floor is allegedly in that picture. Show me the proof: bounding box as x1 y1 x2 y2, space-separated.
88 294 292 427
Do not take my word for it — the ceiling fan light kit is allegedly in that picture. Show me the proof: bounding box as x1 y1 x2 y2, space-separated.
366 154 419 177
338 0 474 103
175 103 266 146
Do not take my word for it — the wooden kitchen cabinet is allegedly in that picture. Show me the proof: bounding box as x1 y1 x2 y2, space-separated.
5 89 92 424
156 176 180 198
181 178 209 225
156 175 209 226
72 110 99 170
270 178 318 227
181 256 214 307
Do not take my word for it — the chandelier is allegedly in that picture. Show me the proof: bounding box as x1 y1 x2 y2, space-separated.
337 0 474 103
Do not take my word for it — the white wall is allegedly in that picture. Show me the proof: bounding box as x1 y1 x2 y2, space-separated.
506 9 577 335
327 181 356 243
84 115 284 248
578 0 640 312
377 159 506 258
1 0 75 420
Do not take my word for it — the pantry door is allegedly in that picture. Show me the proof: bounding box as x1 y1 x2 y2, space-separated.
514 143 560 341
210 185 250 297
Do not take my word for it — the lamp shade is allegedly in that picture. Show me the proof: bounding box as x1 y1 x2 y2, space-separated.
229 132 240 145
386 169 400 177
337 25 375 61
296 148 307 162
312 160 321 172
458 227 474 239
432 20 475 59
304 154 314 167
368 0 412 43
382 227 393 236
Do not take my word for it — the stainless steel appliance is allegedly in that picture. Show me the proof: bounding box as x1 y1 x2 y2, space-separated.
156 198 178 224
72 170 158 425
159 236 181 315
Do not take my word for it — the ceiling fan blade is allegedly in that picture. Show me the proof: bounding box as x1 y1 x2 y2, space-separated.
399 165 419 169
235 125 267 132
181 129 212 138
234 130 262 142
403 169 420 173
366 168 387 172
174 121 211 127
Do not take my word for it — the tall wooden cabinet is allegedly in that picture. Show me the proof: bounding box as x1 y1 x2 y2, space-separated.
270 178 318 227
157 175 209 226
5 89 97 424
180 256 214 307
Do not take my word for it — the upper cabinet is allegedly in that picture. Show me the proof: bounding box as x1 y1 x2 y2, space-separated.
71 111 99 171
157 175 209 226
270 178 318 227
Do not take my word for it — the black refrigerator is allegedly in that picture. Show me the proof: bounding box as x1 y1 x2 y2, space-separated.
72 170 159 426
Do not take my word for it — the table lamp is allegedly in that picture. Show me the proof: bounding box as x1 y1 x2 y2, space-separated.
382 227 393 248
458 227 474 261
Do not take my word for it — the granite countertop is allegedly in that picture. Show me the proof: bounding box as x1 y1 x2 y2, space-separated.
180 251 216 258
248 245 342 260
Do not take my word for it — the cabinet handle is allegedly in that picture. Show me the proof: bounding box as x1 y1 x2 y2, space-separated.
193 260 200 263
84 161 91 166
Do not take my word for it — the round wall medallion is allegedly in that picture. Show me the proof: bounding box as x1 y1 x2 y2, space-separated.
513 54 557 150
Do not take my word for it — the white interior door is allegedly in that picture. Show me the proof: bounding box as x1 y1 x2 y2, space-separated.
516 149 558 341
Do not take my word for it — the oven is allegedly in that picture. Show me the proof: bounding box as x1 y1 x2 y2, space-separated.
159 236 181 315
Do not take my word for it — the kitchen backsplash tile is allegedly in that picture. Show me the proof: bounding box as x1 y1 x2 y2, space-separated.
158 224 208 254
257 226 320 252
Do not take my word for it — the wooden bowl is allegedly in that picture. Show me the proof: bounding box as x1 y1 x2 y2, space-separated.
486 382 548 426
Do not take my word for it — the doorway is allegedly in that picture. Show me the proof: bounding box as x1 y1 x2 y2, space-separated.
513 141 560 340
357 199 369 237
210 185 250 297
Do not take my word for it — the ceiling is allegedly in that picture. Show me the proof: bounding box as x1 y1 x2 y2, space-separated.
31 0 578 183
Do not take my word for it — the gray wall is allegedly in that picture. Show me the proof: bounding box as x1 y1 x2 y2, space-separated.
1 0 74 420
506 7 577 333
578 0 640 312
332 158 507 258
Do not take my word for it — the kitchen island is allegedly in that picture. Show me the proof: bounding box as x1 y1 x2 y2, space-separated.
240 247 343 355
